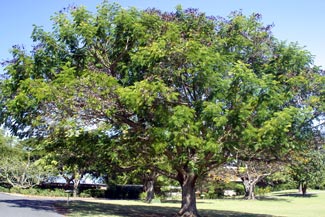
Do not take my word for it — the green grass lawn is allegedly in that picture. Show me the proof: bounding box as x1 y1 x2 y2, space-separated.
57 190 325 217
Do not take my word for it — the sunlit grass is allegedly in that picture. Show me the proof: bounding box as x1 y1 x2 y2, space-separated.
58 190 325 217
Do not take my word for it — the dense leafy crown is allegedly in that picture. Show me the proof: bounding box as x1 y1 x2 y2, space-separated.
0 2 324 178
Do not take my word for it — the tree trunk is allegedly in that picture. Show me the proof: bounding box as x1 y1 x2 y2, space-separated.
143 170 157 203
242 178 256 200
177 172 199 217
72 171 83 198
298 182 302 193
247 183 255 200
145 180 155 203
301 183 307 196
73 178 81 198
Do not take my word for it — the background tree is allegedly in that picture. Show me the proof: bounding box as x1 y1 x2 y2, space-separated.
33 127 113 197
236 160 284 200
290 148 325 196
1 2 323 216
0 130 50 188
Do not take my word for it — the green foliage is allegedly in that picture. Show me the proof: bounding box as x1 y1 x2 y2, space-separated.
105 184 143 199
272 182 297 192
80 189 106 198
0 186 10 193
290 149 325 189
0 130 50 188
139 191 147 201
255 186 272 196
0 2 323 215
200 180 245 199
3 187 67 197
234 183 245 195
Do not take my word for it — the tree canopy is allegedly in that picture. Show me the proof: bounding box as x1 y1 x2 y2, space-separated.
0 2 324 216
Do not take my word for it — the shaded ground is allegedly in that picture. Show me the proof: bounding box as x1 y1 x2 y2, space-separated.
61 200 275 217
0 193 66 217
59 190 325 217
273 193 317 198
3 190 324 217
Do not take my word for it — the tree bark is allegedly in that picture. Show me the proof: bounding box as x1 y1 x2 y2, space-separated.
298 182 302 193
143 176 154 203
72 171 84 198
242 177 256 200
73 178 81 198
177 171 200 217
143 170 158 203
145 180 155 203
301 183 307 196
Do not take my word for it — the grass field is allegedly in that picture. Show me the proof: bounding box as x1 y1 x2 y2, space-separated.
58 190 325 217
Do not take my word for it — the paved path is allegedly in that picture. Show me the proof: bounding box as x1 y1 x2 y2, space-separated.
0 193 66 217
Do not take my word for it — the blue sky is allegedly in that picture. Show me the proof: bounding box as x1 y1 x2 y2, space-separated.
1 0 324 74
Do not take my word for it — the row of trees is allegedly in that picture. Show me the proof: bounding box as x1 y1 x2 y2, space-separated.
1 128 324 200
1 2 324 216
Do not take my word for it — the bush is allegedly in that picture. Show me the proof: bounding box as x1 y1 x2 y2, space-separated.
207 182 246 198
105 184 143 199
9 187 28 194
0 186 10 193
315 180 325 190
199 181 242 199
46 188 67 197
139 191 147 201
80 189 106 198
6 187 67 197
255 186 271 196
272 182 296 192
233 183 245 195
160 186 181 200
210 185 223 199
79 190 91 198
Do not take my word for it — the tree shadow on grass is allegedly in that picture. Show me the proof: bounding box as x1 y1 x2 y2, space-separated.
253 196 290 202
271 191 318 198
162 199 214 204
61 200 275 217
164 197 289 204
274 193 317 198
